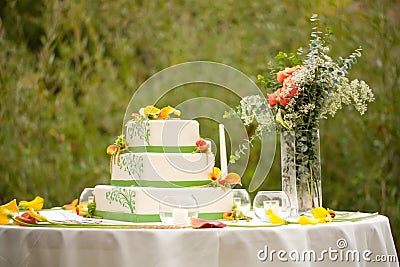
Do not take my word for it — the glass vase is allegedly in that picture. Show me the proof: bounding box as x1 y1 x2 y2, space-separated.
281 129 322 216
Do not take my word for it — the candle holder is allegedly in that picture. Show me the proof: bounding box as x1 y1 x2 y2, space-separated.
232 189 251 214
253 191 290 222
79 188 94 207
159 195 199 225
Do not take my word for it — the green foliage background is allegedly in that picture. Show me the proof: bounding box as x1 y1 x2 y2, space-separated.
0 0 399 250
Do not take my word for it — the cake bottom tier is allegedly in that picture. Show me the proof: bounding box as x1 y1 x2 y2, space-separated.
94 185 233 222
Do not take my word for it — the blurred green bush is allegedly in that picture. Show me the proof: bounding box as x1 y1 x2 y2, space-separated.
0 0 398 250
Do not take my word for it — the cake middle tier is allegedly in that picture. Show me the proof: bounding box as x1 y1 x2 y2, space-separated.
111 152 214 187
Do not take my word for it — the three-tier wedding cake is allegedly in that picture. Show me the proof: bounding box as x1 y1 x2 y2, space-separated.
93 106 233 222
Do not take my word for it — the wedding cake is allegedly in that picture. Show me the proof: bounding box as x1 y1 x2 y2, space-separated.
93 106 234 222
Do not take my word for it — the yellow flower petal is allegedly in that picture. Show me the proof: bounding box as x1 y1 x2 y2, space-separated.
141 106 161 119
319 215 333 224
157 106 180 119
19 196 44 211
76 205 88 216
0 207 13 225
62 199 79 210
1 199 19 213
266 209 287 225
208 167 222 181
28 208 48 222
276 109 290 129
311 207 329 219
298 215 320 225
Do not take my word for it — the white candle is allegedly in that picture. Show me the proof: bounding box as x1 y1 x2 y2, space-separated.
172 208 188 225
219 124 227 177
234 197 242 209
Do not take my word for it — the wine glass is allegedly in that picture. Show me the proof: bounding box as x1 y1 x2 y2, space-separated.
253 191 290 222
79 188 94 207
232 189 251 214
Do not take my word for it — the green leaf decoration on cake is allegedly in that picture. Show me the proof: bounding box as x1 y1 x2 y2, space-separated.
126 117 150 145
119 154 144 179
106 187 136 214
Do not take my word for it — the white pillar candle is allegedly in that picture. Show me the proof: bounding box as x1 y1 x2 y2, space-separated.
172 208 188 225
219 124 228 177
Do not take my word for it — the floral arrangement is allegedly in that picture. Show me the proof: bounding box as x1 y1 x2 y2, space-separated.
222 204 252 222
225 14 374 162
133 105 181 120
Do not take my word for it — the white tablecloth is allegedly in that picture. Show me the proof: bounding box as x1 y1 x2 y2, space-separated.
0 210 398 267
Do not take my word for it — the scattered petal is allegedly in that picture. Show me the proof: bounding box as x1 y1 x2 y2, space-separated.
298 215 320 225
62 199 78 210
191 217 226 228
266 209 288 225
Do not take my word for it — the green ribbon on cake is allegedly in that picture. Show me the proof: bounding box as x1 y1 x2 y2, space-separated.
110 180 211 188
128 146 197 153
94 210 224 223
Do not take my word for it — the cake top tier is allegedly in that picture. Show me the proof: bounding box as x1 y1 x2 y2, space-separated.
125 119 200 147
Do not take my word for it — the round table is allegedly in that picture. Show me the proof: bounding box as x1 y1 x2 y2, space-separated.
0 210 398 267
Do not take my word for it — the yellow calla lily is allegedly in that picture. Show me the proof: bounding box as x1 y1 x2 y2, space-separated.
157 106 181 119
28 208 48 222
311 207 329 218
1 199 19 213
18 196 44 211
208 167 222 181
0 207 13 225
62 199 79 210
140 106 160 119
311 207 334 223
76 204 88 216
266 209 288 225
298 215 320 225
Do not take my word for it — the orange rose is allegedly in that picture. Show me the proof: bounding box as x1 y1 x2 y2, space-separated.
277 71 286 83
277 66 302 83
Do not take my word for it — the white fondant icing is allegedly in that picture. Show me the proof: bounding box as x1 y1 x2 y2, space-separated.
94 185 233 214
125 120 200 147
112 152 214 182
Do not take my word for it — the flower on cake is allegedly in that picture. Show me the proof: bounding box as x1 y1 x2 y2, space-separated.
106 134 128 156
193 138 210 153
208 167 242 188
134 105 181 120
224 14 374 163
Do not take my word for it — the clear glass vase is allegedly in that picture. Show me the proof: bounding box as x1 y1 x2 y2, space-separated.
281 129 322 216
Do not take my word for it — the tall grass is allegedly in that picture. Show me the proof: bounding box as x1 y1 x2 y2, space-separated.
0 0 398 249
